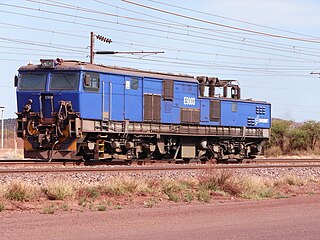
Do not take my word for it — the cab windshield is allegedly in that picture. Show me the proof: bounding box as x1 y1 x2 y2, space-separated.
50 72 79 90
18 73 47 90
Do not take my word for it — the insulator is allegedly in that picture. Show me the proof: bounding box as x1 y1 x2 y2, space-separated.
96 35 112 43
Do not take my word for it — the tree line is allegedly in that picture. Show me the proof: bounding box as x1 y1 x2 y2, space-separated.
265 119 320 156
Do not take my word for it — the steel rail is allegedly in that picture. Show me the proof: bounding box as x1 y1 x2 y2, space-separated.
0 158 320 169
248 158 320 163
1 158 320 165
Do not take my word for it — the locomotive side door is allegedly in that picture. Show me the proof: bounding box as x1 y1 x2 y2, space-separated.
108 75 124 121
124 76 143 121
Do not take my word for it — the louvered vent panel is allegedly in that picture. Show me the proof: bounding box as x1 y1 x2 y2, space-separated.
210 100 221 122
144 94 161 122
181 108 200 124
153 95 161 122
144 94 153 121
162 80 174 100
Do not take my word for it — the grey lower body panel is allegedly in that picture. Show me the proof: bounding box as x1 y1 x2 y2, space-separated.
80 119 269 139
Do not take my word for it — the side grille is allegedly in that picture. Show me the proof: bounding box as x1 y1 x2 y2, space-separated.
210 100 221 122
256 106 266 115
162 80 174 100
144 94 161 122
247 117 255 126
181 108 200 124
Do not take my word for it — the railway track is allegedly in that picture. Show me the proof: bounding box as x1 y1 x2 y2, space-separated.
0 159 319 174
0 158 320 166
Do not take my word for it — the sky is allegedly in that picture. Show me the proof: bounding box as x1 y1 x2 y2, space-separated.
1 0 320 122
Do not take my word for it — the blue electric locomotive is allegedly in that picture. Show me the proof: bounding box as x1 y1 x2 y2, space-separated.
15 58 271 161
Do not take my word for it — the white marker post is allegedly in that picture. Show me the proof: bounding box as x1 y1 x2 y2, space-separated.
0 106 4 149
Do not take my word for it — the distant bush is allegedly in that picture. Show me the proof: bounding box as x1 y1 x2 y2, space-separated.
265 119 320 156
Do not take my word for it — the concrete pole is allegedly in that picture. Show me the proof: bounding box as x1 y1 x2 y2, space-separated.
90 31 95 64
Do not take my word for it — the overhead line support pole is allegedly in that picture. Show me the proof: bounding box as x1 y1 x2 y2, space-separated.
90 31 95 64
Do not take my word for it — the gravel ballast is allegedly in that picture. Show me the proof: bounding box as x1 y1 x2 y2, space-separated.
0 166 320 185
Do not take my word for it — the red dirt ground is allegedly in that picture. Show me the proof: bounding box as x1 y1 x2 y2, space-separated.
1 194 320 240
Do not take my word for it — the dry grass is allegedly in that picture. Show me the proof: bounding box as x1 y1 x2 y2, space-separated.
0 171 318 212
99 177 153 196
274 175 307 187
161 178 197 202
42 180 75 200
42 204 55 214
198 170 242 196
0 184 6 200
5 180 37 201
239 176 276 200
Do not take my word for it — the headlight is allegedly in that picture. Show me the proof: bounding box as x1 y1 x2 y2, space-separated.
40 59 56 68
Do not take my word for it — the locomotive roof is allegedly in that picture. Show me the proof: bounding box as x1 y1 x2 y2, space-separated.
19 60 198 83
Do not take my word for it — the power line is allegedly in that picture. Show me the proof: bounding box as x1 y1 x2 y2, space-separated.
145 0 320 40
0 22 87 39
24 1 320 54
0 2 318 76
121 0 320 43
0 36 87 53
96 0 320 53
3 2 320 59
1 7 319 62
112 38 319 63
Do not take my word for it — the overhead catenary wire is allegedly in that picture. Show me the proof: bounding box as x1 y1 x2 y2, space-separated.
1 17 319 65
0 0 318 77
121 0 320 43
2 2 320 60
145 0 320 40
1 8 319 63
23 0 320 54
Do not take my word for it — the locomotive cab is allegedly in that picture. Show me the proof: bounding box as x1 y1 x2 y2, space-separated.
15 59 92 160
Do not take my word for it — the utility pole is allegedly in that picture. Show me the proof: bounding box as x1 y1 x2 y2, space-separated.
90 31 95 64
90 32 112 64
90 32 163 63
0 106 4 149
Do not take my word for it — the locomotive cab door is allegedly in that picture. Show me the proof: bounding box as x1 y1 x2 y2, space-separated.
124 76 143 121
40 93 54 119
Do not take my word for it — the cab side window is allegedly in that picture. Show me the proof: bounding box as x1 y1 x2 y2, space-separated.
84 73 100 91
